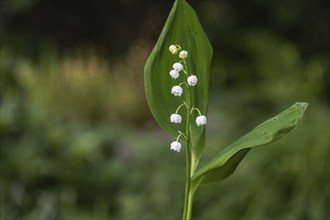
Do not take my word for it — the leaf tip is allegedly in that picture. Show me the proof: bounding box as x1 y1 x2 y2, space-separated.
294 102 308 110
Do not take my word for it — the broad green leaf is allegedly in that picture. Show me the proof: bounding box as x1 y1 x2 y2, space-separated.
191 102 308 187
144 0 212 160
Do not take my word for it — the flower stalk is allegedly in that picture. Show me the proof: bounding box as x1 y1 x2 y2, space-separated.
168 44 207 220
183 68 192 220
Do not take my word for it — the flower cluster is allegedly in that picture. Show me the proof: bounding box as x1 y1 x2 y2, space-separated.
168 44 207 152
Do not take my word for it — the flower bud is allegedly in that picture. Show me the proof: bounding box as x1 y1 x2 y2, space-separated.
196 115 207 126
170 113 182 123
187 75 198 86
173 63 183 72
169 45 178 54
171 86 183 96
170 141 182 152
179 50 188 59
169 70 180 79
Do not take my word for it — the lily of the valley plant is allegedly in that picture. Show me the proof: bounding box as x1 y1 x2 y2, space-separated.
144 0 308 219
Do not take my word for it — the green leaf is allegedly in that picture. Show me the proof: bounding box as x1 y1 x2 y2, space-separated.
144 0 212 160
191 102 308 186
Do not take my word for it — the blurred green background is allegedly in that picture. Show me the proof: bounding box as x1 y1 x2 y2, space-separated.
0 0 329 219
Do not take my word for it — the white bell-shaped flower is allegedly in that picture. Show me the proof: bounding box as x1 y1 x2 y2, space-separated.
196 115 207 126
171 85 183 96
170 141 182 152
173 63 183 72
187 75 198 86
169 70 180 79
169 45 178 54
179 50 188 59
170 113 182 123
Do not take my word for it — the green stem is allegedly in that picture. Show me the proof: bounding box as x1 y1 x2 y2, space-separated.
186 190 195 220
182 60 194 220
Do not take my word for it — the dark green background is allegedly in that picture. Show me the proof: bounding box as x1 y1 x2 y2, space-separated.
1 0 329 219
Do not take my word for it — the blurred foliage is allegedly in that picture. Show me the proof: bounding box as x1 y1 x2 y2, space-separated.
0 0 329 220
5 42 150 124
